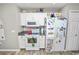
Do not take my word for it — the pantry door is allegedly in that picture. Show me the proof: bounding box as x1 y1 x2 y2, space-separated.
66 22 79 50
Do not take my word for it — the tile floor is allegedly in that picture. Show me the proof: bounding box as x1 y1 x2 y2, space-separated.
0 49 79 55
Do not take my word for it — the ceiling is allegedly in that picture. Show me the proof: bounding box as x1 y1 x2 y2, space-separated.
0 3 66 12
16 3 66 9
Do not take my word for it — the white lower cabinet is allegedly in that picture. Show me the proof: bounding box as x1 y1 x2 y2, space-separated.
53 38 65 51
18 35 46 50
18 36 26 48
39 36 45 48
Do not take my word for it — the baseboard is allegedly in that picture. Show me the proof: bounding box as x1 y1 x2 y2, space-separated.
0 49 20 51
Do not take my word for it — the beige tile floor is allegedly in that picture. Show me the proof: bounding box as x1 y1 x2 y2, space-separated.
0 49 79 55
19 50 79 55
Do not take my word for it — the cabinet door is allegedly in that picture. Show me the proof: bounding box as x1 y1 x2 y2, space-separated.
18 36 26 48
53 38 65 51
20 13 26 26
35 13 47 26
66 22 79 50
39 36 45 48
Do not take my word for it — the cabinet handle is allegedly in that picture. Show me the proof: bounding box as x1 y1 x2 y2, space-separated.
75 34 77 36
59 40 61 43
1 36 4 39
56 40 61 43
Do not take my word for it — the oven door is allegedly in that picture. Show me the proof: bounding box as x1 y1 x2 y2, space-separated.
26 35 40 50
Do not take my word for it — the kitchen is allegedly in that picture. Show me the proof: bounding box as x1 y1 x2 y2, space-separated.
0 3 79 55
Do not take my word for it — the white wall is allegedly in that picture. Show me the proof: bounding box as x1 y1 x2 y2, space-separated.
61 4 79 50
0 4 20 49
61 4 79 18
21 8 60 13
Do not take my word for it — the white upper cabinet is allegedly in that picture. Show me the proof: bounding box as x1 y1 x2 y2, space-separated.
20 13 26 26
20 13 47 27
34 13 47 26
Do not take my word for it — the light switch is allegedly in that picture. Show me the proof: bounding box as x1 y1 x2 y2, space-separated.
11 30 15 33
